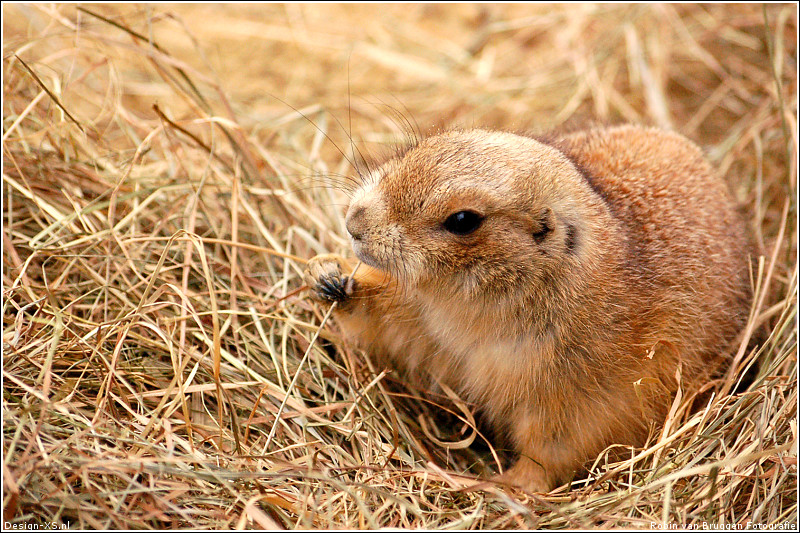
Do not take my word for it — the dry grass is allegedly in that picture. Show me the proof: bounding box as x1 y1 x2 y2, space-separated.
2 3 797 529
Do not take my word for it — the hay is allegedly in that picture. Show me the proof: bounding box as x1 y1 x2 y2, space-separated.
3 3 796 529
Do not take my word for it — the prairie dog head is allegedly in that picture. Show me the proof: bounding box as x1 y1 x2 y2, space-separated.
345 129 604 299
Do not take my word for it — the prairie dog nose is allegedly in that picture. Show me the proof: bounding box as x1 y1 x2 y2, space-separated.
345 204 367 240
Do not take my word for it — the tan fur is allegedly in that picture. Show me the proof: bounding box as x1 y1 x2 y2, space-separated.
304 125 752 492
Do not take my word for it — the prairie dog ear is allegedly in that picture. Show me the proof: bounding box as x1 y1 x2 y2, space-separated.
532 206 555 244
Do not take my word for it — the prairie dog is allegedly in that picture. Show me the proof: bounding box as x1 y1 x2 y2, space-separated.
303 125 752 492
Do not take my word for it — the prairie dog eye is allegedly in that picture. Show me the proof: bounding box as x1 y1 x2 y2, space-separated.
443 211 484 236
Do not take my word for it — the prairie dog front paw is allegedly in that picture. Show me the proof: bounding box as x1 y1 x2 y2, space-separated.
303 254 357 303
